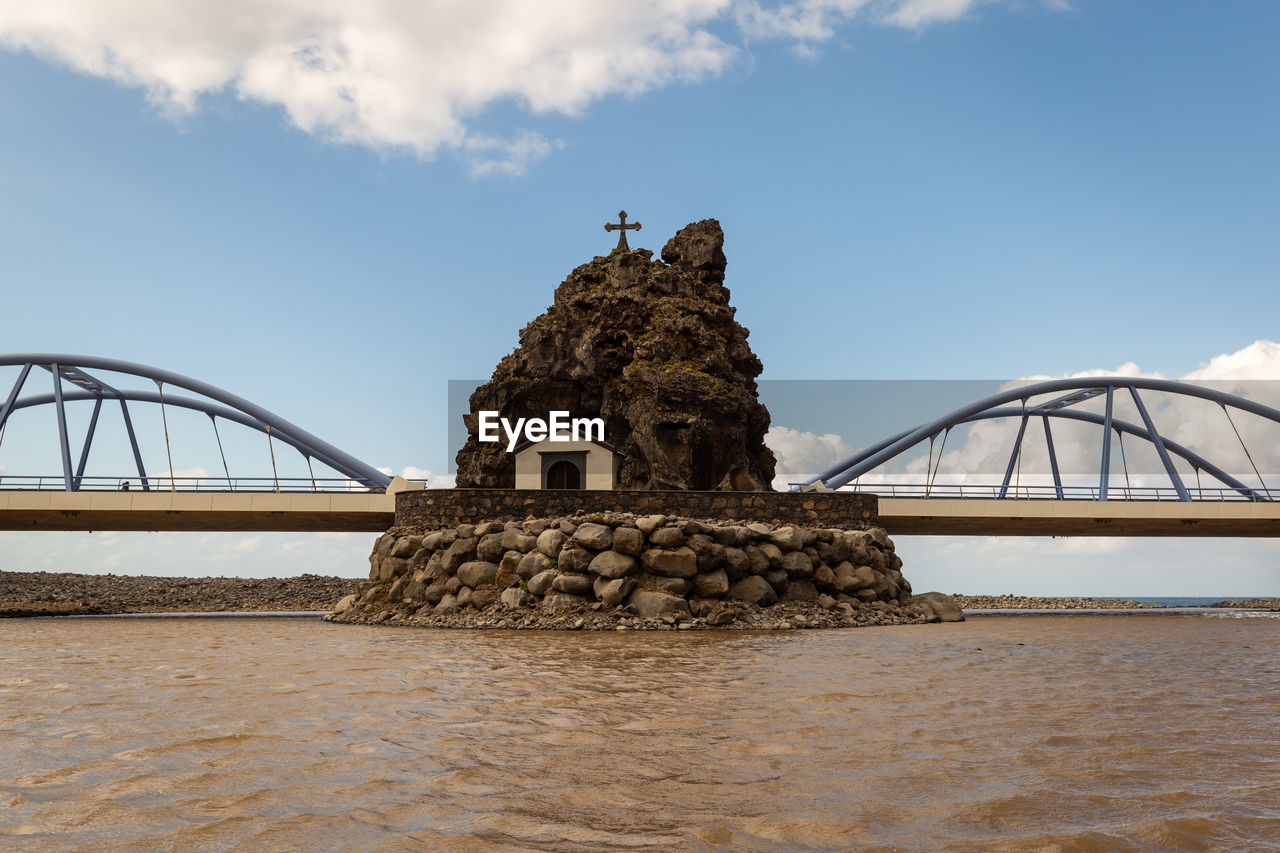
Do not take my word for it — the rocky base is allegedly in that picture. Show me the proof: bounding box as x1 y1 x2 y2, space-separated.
330 512 963 630
0 570 360 617
952 594 1162 609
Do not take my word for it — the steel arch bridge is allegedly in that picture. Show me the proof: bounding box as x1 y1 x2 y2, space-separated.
799 377 1279 503
0 354 391 492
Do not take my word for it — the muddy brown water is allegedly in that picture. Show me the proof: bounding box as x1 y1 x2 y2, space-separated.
2 614 1279 851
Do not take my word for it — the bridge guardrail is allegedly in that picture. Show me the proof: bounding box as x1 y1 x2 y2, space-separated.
790 482 1275 502
0 475 383 493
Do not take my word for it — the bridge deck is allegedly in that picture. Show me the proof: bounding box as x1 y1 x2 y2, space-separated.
878 498 1280 537
0 491 395 532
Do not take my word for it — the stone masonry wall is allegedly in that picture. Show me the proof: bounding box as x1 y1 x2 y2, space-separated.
397 489 878 530
327 509 949 631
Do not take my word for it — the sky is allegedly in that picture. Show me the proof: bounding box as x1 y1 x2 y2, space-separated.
0 0 1277 595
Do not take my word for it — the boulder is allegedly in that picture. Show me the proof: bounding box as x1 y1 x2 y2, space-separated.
769 526 803 550
543 592 589 610
650 576 690 596
649 527 686 548
691 568 730 598
781 551 814 579
378 556 406 583
518 551 552 579
501 587 536 608
333 594 357 614
552 573 594 595
527 570 558 597
913 592 965 623
557 547 592 574
636 514 667 535
476 533 506 563
726 575 777 606
572 522 613 550
782 580 819 602
457 561 499 589
612 526 644 556
589 550 638 579
441 538 477 571
593 577 635 607
627 589 692 620
641 547 698 578
536 528 566 557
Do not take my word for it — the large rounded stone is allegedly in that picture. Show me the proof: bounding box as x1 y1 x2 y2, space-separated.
782 580 819 602
553 573 594 595
612 526 644 556
557 547 592 574
758 543 783 566
635 514 666 535
379 556 407 583
527 570 558 596
442 537 478 571
769 526 803 550
457 561 499 589
649 527 686 548
713 525 750 546
744 545 769 576
723 547 750 581
686 534 725 569
913 592 965 623
627 589 691 619
572 522 613 550
536 528 566 557
593 577 635 607
650 576 690 596
518 551 552 579
726 575 777 606
390 536 420 558
589 550 638 579
852 564 877 590
501 587 535 608
692 568 730 598
543 592 589 610
641 547 698 578
476 533 507 563
781 551 814 579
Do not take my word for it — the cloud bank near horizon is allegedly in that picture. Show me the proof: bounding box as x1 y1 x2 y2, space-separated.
767 340 1280 489
1 0 1046 173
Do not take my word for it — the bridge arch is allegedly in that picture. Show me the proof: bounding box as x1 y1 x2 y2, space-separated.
801 378 1280 502
0 354 391 492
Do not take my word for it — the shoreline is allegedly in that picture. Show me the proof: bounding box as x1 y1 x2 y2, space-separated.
2 570 1276 619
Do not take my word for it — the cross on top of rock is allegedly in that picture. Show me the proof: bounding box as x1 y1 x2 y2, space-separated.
604 210 642 251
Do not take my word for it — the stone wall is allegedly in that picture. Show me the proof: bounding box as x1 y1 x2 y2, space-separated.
327 508 952 631
396 489 878 530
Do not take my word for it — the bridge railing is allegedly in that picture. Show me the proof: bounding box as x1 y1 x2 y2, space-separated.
792 482 1275 502
0 475 381 493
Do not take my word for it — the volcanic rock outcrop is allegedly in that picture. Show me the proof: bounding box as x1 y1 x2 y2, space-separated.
454 219 776 490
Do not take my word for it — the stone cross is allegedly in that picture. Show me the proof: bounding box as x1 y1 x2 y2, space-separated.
604 210 642 251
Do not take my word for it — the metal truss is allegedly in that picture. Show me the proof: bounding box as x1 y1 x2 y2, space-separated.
0 354 392 492
800 378 1280 502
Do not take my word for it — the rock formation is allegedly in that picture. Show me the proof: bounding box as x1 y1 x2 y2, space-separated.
329 513 953 630
454 219 776 490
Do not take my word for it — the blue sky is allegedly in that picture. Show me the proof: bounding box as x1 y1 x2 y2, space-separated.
1 0 1277 595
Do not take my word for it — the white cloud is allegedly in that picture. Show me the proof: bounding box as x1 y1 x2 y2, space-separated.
1184 340 1280 381
766 425 853 488
884 341 1280 494
0 0 1058 171
0 0 738 170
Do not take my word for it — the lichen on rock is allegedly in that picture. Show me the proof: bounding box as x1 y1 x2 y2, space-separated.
455 218 776 490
